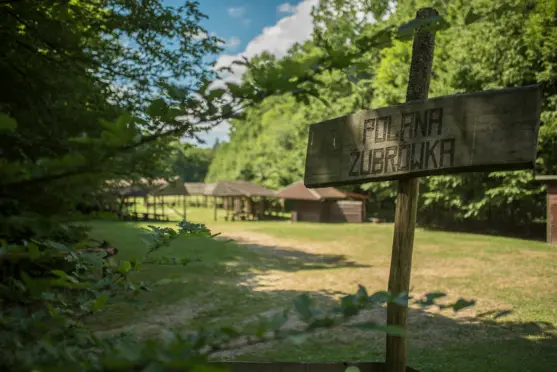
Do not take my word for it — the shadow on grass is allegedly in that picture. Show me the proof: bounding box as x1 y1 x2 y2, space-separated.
89 220 557 372
221 293 557 372
225 236 370 272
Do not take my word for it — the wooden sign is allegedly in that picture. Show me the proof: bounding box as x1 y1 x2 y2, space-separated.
304 85 541 188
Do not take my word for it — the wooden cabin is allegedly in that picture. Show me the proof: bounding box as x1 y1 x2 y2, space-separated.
535 175 557 245
275 181 367 223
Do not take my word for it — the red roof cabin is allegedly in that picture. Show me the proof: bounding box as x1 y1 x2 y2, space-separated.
275 181 367 223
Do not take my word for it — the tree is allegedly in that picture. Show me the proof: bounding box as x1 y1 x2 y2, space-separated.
172 144 213 182
209 0 556 235
0 0 248 241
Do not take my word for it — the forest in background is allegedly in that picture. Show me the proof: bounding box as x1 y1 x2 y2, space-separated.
205 0 557 238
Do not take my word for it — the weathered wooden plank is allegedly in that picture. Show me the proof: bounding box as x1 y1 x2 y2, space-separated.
304 85 541 188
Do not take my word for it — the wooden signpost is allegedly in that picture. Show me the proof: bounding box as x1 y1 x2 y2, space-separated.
304 84 540 187
302 7 541 372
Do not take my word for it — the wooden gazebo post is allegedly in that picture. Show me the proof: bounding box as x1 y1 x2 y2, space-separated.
213 196 217 221
182 194 187 221
153 193 157 220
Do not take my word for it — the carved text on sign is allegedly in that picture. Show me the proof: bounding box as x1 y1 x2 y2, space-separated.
304 85 541 188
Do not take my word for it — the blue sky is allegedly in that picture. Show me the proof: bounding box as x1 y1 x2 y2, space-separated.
163 0 318 147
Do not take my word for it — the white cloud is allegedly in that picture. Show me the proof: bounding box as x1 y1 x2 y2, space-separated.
242 18 252 26
227 7 246 18
202 0 320 143
214 0 319 86
192 30 208 41
223 36 241 51
277 3 296 14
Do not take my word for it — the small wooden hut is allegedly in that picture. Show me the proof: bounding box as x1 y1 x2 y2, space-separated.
535 175 557 245
276 181 367 223
211 181 275 221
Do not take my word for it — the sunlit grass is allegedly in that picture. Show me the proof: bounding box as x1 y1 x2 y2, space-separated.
88 210 557 371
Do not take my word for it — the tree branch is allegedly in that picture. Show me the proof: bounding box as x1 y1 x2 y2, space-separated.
0 101 250 189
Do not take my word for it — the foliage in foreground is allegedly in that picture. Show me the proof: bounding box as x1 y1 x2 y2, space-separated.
0 221 480 371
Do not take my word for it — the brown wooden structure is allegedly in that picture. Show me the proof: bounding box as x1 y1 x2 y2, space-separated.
184 182 216 207
107 178 172 221
153 177 188 220
276 181 367 223
211 181 275 221
535 175 557 245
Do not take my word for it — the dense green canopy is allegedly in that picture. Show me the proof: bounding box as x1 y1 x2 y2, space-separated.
207 0 557 233
0 0 240 239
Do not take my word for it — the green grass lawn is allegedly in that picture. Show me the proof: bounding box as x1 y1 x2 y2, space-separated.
87 206 557 371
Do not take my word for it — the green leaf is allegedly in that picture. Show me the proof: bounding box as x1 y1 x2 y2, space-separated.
340 295 359 317
116 112 132 128
368 291 390 305
0 113 17 131
345 367 361 372
51 270 68 279
293 294 313 321
391 292 410 307
118 261 132 274
269 311 288 330
356 285 368 298
93 294 109 312
27 242 40 260
147 98 168 117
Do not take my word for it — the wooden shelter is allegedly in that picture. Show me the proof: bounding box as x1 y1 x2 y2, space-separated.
535 175 557 245
275 181 367 223
107 178 172 221
153 177 188 220
184 182 216 207
211 181 275 221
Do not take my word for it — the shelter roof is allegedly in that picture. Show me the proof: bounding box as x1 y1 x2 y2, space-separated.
184 182 215 195
344 192 369 200
106 178 169 197
155 178 187 196
275 181 347 201
211 181 275 197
